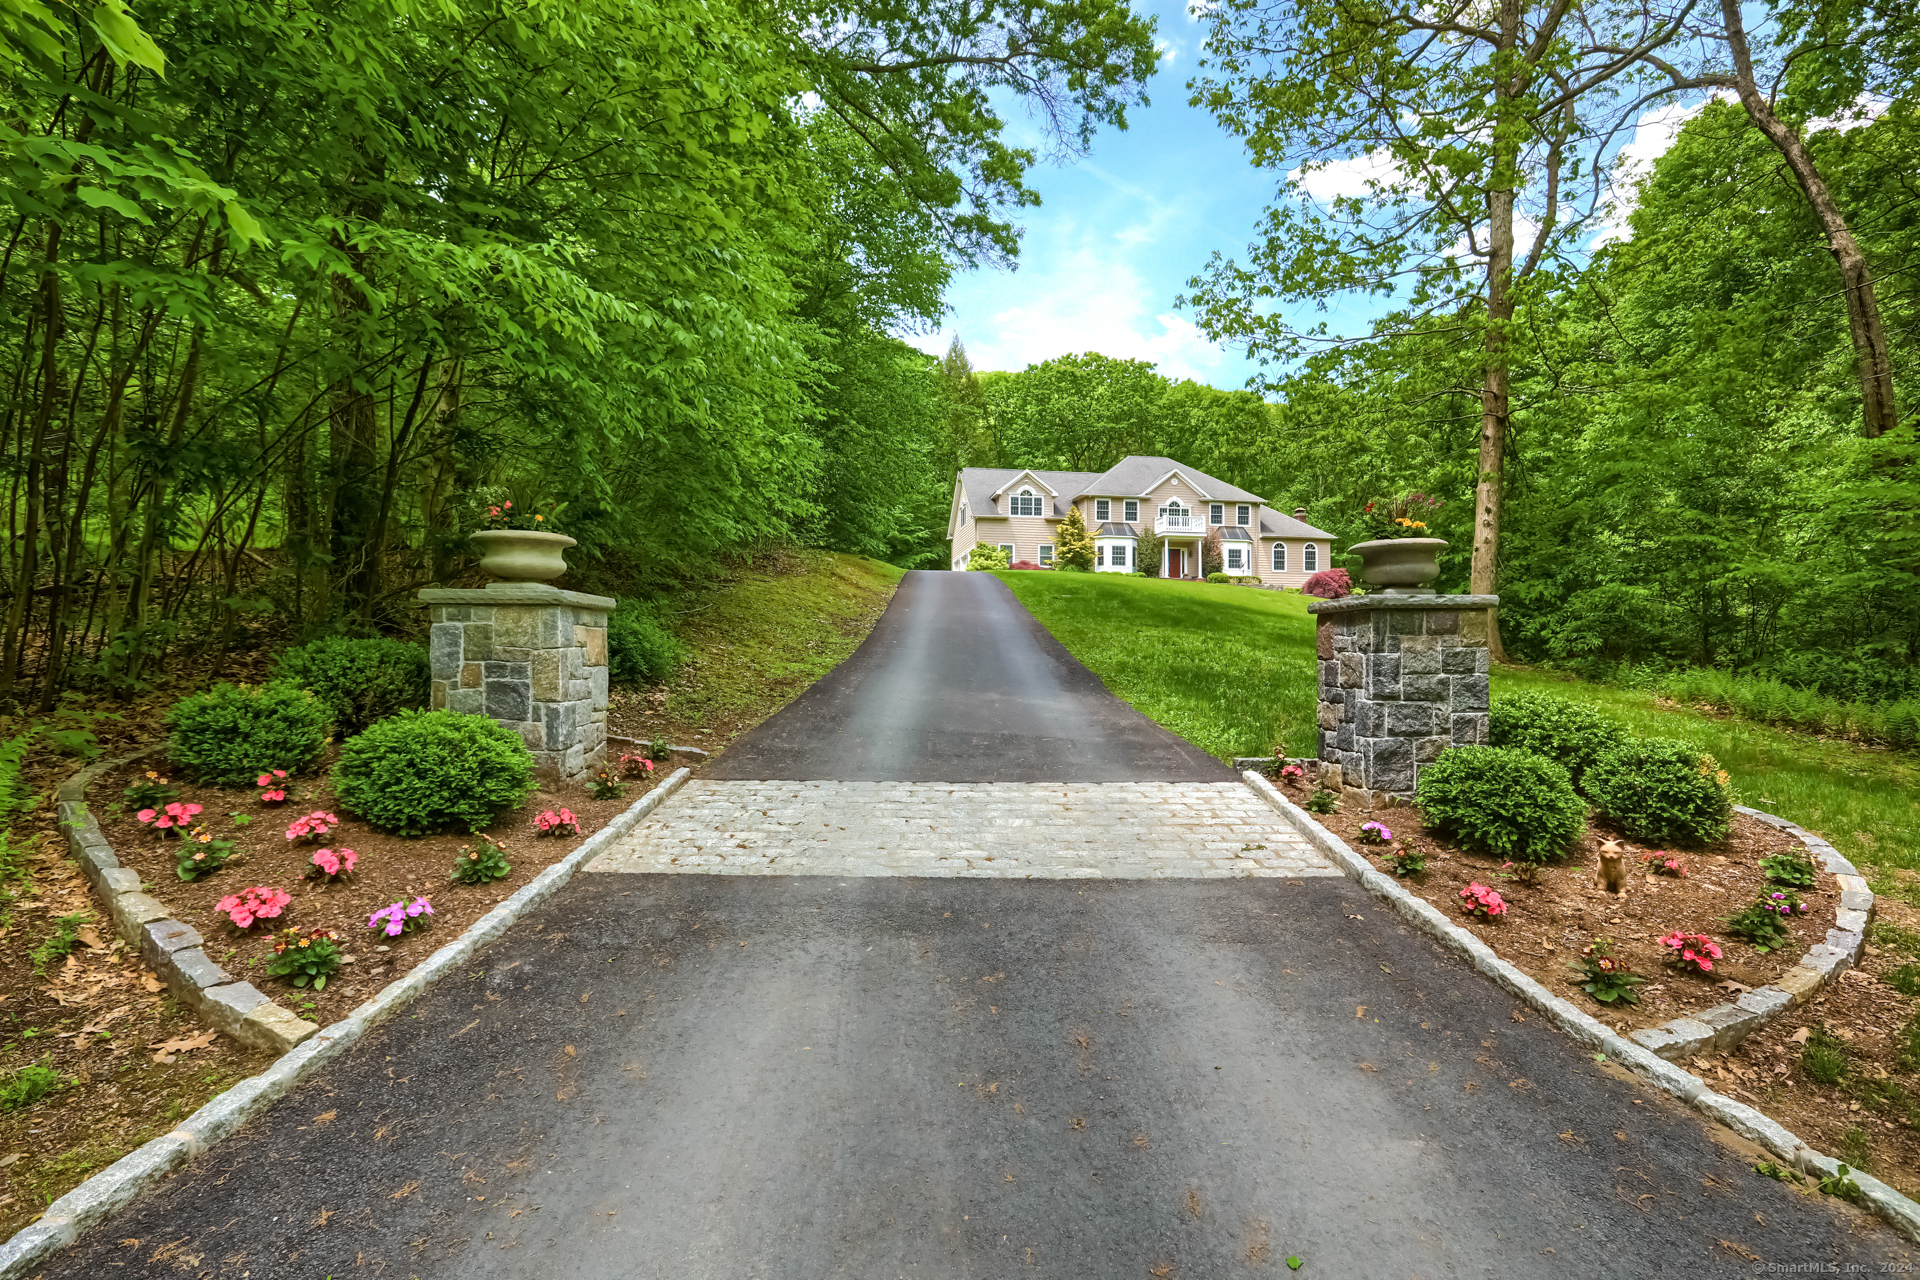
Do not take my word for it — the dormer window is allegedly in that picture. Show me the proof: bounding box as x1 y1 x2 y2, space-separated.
1009 488 1042 517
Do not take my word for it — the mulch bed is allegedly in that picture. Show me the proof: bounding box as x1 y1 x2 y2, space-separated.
88 753 671 1030
1268 773 1837 1034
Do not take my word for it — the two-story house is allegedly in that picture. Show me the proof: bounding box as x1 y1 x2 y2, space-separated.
947 457 1337 586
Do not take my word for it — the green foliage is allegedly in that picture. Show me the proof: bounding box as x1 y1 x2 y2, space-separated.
1761 851 1819 889
331 711 533 836
1886 964 1920 998
1487 693 1627 795
1722 900 1794 953
1567 938 1646 1006
451 836 513 884
1415 747 1585 865
122 772 179 813
1586 739 1734 846
1819 1164 1865 1203
1055 506 1096 571
29 912 93 975
167 683 333 785
264 928 345 990
966 544 1011 571
0 732 34 824
0 1061 62 1112
175 836 237 882
1384 846 1425 878
607 602 686 687
271 637 429 736
1802 1024 1850 1085
1305 788 1339 814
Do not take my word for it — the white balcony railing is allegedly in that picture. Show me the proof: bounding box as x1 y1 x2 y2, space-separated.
1154 513 1204 534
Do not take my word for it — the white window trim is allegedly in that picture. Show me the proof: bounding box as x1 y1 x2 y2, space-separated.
1038 543 1054 565
1236 504 1251 526
1095 498 1110 522
1303 543 1318 572
1272 542 1286 572
1096 546 1106 567
999 543 1015 560
1225 547 1245 570
1123 499 1138 523
1209 503 1224 526
1009 487 1043 518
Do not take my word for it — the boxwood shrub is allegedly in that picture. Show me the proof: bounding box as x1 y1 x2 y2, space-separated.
1415 745 1585 865
331 710 533 836
167 682 333 785
1585 737 1733 846
271 636 429 735
1487 692 1626 795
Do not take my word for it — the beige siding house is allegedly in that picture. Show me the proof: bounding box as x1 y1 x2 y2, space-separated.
947 457 1337 587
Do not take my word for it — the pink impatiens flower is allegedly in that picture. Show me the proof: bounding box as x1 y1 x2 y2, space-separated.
139 801 202 834
285 811 340 842
1658 931 1723 974
216 886 292 929
308 847 358 880
256 770 291 804
1458 882 1508 918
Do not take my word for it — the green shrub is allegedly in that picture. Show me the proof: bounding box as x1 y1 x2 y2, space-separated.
1586 737 1733 845
607 601 686 686
271 636 429 735
167 682 333 785
1206 571 1231 583
0 1061 61 1111
1416 746 1585 865
1487 692 1626 794
331 710 533 835
966 544 1009 571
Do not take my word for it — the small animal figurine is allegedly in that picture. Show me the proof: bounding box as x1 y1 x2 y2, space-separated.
1596 839 1627 895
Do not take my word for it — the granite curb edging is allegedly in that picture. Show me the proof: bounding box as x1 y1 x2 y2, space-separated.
1240 770 1920 1244
0 767 692 1279
54 748 319 1057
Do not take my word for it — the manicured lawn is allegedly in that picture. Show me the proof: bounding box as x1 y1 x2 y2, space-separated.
992 571 1320 760
993 571 1919 895
1491 666 1920 890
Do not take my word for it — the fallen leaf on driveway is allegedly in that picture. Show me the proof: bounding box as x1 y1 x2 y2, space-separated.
1355 1006 1366 1019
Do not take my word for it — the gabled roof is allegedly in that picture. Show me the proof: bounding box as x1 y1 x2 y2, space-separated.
989 468 1060 498
1076 456 1266 505
957 468 1101 518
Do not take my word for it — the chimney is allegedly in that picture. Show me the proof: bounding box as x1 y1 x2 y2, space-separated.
1293 508 1307 519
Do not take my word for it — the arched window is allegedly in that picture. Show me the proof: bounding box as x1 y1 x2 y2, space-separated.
1303 543 1318 572
1272 542 1286 572
1009 488 1042 517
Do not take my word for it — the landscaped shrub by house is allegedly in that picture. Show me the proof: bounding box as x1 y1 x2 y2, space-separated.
1416 745 1585 865
1008 559 1046 570
167 683 333 785
1585 737 1733 845
1056 507 1096 570
271 636 429 735
331 710 534 835
966 544 1010 571
1302 568 1351 599
607 600 685 686
1487 692 1627 794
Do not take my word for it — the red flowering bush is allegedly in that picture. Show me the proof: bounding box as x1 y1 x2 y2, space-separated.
1458 882 1508 918
306 847 357 882
216 886 291 929
1659 931 1723 973
137 801 202 835
1007 559 1046 570
617 753 656 779
1302 568 1352 600
535 808 579 837
285 811 339 843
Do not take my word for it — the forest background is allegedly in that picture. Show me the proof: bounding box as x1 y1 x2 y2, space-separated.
0 0 1915 716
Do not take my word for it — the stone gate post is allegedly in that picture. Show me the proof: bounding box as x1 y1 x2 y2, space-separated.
418 582 612 781
1307 593 1497 810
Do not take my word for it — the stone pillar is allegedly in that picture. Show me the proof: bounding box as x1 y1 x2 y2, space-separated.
1306 594 1496 809
418 583 612 781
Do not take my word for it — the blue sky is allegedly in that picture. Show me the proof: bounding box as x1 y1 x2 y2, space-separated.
904 0 1708 389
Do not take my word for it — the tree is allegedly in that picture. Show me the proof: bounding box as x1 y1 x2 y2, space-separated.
987 352 1166 470
1056 506 1096 570
1187 0 1701 659
967 544 1011 571
1136 524 1165 577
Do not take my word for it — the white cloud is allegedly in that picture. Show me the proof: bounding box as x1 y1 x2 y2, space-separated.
910 233 1230 381
1289 148 1406 202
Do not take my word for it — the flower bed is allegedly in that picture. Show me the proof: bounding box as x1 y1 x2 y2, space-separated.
1268 770 1838 1032
89 757 664 1029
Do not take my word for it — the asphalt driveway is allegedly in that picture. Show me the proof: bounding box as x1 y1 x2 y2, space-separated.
707 570 1228 782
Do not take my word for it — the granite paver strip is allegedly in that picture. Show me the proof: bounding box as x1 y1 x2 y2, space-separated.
586 779 1338 879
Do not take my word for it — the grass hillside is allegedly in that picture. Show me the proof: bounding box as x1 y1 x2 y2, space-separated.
992 571 1319 760
995 571 1919 894
610 550 904 751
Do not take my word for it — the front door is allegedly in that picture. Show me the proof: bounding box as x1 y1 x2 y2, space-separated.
1168 548 1184 578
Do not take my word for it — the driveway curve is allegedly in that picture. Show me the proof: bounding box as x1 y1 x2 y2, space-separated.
707 570 1229 782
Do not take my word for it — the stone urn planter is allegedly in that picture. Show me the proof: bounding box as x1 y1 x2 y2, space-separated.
470 528 576 582
1349 537 1447 592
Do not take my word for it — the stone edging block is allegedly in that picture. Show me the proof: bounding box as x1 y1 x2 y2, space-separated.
55 749 320 1058
1239 770 1920 1245
0 766 691 1280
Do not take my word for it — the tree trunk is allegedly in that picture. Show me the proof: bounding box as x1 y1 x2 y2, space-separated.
1719 0 1897 439
1472 0 1520 665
